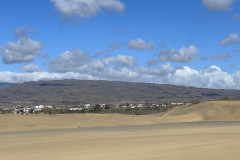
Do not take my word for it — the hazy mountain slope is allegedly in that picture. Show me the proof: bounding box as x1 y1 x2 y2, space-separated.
0 80 239 105
0 83 14 89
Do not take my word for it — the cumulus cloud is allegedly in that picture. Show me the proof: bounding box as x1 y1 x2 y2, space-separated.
47 49 237 89
0 26 42 64
211 53 231 60
48 49 89 72
20 64 41 73
127 38 154 50
146 45 199 66
201 65 236 89
51 0 125 19
102 55 137 68
172 66 200 86
220 33 240 45
0 71 96 83
0 37 42 64
158 63 175 75
2 64 240 89
0 45 238 89
202 0 236 11
159 45 200 62
48 51 138 82
49 49 137 73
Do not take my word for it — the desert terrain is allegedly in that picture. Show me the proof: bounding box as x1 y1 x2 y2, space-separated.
1 101 240 160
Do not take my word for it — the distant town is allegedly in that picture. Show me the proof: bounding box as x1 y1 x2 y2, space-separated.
0 102 184 115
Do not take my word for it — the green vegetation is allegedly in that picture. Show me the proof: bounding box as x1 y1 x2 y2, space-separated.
31 105 178 115
92 104 103 113
40 107 58 114
218 96 231 101
0 109 14 114
90 105 177 115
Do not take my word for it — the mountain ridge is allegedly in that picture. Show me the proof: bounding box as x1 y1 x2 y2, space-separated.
0 79 239 106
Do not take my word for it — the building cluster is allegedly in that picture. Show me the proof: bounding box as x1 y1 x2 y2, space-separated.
0 102 184 114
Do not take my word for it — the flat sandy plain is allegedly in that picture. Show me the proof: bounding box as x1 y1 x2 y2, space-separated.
1 101 240 160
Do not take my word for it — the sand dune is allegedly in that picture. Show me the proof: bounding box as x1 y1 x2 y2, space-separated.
1 101 240 133
1 101 240 160
164 101 240 121
1 121 240 160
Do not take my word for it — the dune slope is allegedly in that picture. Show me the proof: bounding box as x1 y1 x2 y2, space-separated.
164 101 240 121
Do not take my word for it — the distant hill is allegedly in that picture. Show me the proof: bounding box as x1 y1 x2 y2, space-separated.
0 83 15 89
0 79 240 106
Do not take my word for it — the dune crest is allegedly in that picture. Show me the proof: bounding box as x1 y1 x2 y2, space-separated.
164 101 240 121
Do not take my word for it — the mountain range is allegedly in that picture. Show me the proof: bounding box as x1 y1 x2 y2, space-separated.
0 80 239 106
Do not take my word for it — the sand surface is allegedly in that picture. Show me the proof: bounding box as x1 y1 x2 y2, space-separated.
1 101 240 160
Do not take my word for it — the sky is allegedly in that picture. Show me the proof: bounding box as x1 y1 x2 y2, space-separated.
0 0 240 89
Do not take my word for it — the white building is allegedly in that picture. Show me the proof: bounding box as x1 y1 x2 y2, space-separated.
84 104 91 109
69 107 82 111
34 105 45 111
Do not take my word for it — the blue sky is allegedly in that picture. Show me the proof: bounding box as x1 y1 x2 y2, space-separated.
0 0 240 89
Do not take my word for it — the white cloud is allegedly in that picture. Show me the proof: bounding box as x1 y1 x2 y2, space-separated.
127 38 154 50
0 37 42 64
172 66 200 86
211 53 231 60
48 49 89 72
159 45 200 62
102 55 137 68
168 65 235 89
158 63 175 75
49 49 137 73
51 0 125 18
1 64 240 89
0 71 96 83
20 64 41 73
200 65 235 89
0 26 42 64
202 0 236 11
220 33 239 45
41 49 240 89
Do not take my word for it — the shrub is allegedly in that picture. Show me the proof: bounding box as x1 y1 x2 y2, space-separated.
93 104 102 113
0 109 14 114
41 107 57 114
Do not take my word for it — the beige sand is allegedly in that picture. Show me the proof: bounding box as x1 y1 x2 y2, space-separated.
1 101 240 160
164 101 240 121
